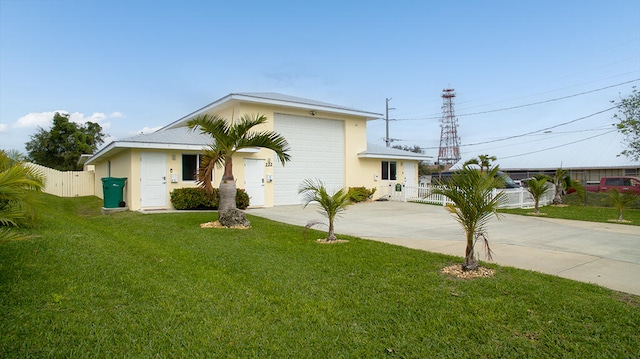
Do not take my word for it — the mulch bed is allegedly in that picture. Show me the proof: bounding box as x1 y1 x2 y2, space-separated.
440 264 495 279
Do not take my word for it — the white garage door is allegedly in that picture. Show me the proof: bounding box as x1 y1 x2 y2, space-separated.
273 113 345 205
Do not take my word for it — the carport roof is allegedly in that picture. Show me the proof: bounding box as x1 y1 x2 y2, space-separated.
359 143 432 161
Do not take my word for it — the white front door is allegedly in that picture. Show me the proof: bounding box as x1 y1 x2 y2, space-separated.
244 159 265 207
404 162 416 186
140 152 167 208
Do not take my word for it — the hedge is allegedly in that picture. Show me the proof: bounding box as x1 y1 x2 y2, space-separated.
170 187 250 210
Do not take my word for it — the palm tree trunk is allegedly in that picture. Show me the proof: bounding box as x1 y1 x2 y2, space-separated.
534 200 540 214
618 209 623 221
327 218 337 241
463 230 477 270
218 157 237 213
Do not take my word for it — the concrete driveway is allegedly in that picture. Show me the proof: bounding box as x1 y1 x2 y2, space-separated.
247 201 640 296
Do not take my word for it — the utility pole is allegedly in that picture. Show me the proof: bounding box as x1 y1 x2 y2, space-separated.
385 98 395 147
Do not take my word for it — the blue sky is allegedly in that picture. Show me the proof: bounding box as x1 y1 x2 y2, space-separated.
1 0 639 168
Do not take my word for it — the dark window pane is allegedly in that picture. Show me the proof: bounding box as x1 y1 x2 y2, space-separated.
390 161 397 180
182 154 197 181
382 161 389 180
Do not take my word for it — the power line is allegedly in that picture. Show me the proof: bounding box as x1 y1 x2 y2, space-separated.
499 129 618 160
458 106 617 147
399 106 617 150
388 78 638 122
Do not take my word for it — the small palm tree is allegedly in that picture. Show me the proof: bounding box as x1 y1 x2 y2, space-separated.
464 154 497 173
298 179 351 241
0 150 45 242
433 164 506 270
187 113 291 225
607 189 638 221
526 176 551 214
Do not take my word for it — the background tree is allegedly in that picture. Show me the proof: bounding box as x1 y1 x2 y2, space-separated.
613 86 640 160
525 176 551 214
25 112 105 171
298 179 351 242
607 189 638 222
432 163 506 271
0 150 45 242
187 113 290 227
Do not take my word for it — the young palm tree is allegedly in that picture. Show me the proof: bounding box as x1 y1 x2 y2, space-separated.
298 179 351 241
187 113 291 224
463 154 497 173
0 150 45 241
526 176 551 214
607 189 638 221
432 164 506 270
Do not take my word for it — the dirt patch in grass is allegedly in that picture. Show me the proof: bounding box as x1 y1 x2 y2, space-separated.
441 264 495 279
199 221 250 229
316 239 349 244
607 219 632 224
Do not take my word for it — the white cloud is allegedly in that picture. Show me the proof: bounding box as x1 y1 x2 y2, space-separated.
15 111 62 128
128 126 162 136
12 110 124 130
0 123 8 133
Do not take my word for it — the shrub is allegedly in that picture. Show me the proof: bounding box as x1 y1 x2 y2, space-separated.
347 187 377 203
170 188 218 210
236 189 250 210
170 187 251 210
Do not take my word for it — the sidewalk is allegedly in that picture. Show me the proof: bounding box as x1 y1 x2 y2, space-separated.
248 201 640 296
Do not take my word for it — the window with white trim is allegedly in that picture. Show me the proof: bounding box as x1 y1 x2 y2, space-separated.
381 161 397 181
182 154 214 182
182 154 199 181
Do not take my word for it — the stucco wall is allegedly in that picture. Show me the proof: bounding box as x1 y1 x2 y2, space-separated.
93 150 132 202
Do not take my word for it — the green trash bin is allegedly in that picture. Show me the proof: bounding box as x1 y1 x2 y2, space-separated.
101 177 127 208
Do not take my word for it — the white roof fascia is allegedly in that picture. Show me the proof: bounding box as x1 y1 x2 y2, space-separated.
161 93 383 130
85 141 260 165
358 153 431 161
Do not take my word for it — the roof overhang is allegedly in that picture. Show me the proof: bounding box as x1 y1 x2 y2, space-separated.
161 93 383 130
358 151 432 161
85 141 261 165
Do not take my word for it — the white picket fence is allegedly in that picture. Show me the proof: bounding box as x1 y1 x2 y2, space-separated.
26 163 95 197
380 183 556 209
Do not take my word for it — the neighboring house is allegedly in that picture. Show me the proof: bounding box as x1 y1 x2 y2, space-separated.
85 93 431 211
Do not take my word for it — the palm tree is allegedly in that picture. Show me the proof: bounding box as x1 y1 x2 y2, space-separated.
298 179 351 241
526 176 551 214
607 189 638 221
463 154 497 173
432 164 506 270
550 168 584 205
0 150 44 242
187 113 291 224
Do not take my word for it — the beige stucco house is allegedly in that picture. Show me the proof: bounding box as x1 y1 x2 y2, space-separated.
85 93 431 210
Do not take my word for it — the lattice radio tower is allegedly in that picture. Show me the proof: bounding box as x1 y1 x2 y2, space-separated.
437 88 461 165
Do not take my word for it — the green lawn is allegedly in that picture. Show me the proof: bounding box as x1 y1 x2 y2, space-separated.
499 193 640 225
1 194 639 358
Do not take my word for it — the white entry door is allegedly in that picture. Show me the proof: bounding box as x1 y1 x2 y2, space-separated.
140 152 167 208
244 159 265 207
404 162 416 186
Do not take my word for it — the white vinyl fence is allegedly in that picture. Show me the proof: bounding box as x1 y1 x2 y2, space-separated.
26 163 95 197
380 183 556 209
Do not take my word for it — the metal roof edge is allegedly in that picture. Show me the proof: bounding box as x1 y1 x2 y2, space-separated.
160 93 382 130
